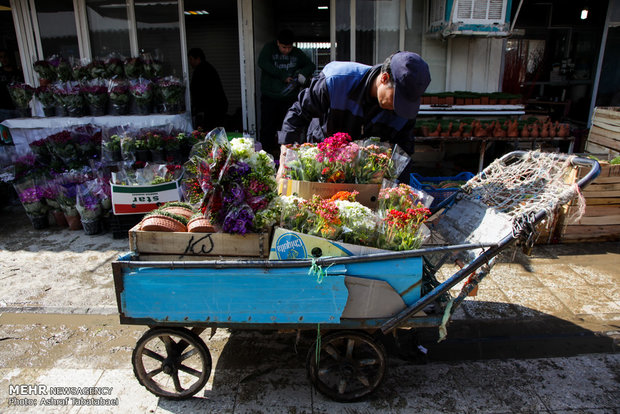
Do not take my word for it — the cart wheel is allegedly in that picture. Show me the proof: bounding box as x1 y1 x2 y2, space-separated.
132 327 212 399
306 331 387 402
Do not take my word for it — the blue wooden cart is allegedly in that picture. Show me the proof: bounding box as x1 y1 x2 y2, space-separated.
112 151 600 401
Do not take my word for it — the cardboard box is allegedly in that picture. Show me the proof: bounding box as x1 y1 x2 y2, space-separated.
278 179 380 209
129 224 270 258
111 178 183 215
269 227 387 260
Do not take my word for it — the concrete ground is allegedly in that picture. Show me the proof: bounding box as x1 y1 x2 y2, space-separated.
0 206 618 413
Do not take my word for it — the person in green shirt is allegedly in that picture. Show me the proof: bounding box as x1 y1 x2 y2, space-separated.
258 29 315 158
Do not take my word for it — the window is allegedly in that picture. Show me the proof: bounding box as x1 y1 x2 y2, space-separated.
134 0 182 77
85 0 131 59
34 0 79 59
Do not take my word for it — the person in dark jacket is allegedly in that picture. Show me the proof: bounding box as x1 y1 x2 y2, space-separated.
278 51 431 155
188 48 228 132
258 30 315 157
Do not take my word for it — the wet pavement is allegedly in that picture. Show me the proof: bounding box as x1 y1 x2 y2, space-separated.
0 206 618 413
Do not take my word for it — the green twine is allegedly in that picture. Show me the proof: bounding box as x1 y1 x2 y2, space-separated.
308 258 333 284
315 323 321 368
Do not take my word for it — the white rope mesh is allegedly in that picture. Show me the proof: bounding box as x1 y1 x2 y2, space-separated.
461 151 586 226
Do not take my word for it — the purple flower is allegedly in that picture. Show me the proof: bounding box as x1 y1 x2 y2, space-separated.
18 187 44 203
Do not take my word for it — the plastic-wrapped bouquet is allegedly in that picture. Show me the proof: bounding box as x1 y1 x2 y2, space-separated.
29 137 51 164
76 180 103 234
83 81 108 116
142 57 162 79
33 60 57 83
49 56 73 82
87 60 107 79
124 57 143 78
35 86 56 116
129 78 153 114
8 83 34 116
376 206 430 251
54 82 84 117
104 55 124 78
157 76 184 113
331 191 378 246
14 179 48 229
281 133 406 184
47 130 79 167
183 128 277 234
72 61 90 81
108 79 130 115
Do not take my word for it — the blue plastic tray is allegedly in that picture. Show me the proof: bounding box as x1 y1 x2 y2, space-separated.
410 172 475 207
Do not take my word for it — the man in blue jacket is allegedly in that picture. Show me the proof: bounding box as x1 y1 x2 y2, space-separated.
278 51 430 155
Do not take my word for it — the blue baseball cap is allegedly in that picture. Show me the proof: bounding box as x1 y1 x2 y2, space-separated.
391 52 431 119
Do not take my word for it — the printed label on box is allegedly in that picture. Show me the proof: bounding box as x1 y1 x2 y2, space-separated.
111 180 182 215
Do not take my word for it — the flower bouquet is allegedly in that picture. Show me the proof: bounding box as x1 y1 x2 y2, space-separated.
107 79 130 115
331 191 378 246
47 130 79 167
54 82 84 117
163 135 182 162
145 131 166 162
14 180 48 229
8 82 34 117
35 86 56 117
129 78 153 115
72 125 101 159
376 206 430 251
104 56 124 78
157 76 184 114
83 81 108 116
33 60 57 84
183 128 277 234
41 179 67 227
356 143 393 184
57 176 83 230
49 56 73 82
87 60 107 79
120 134 136 162
29 137 51 164
72 61 90 81
76 180 103 234
315 132 358 183
124 57 143 78
282 143 320 182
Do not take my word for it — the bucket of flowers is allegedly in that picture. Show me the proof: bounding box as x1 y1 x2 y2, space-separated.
47 130 79 167
14 180 49 229
83 81 108 116
41 179 67 227
49 56 73 82
108 80 130 115
29 137 51 164
72 61 90 81
102 134 122 163
142 57 163 79
35 85 56 117
146 131 166 162
129 78 153 115
157 76 184 114
57 177 83 230
55 82 85 117
8 82 34 117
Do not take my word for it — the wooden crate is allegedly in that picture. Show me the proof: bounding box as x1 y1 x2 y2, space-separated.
128 225 271 259
559 162 620 242
585 107 620 158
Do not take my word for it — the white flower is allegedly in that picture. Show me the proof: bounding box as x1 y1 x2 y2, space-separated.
298 146 319 162
334 200 377 232
230 137 254 159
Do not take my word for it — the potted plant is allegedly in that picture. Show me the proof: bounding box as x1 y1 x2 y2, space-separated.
103 135 122 163
157 76 184 114
187 212 216 233
33 60 57 85
83 82 108 116
104 56 124 78
134 135 150 162
164 135 182 163
14 182 49 229
8 83 34 117
55 82 84 117
35 86 56 117
146 132 165 162
76 185 103 235
124 57 144 79
49 56 73 82
161 201 195 219
108 80 130 115
130 79 153 115
140 209 188 232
